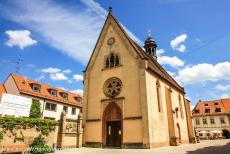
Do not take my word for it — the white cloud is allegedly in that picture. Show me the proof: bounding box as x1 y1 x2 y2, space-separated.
5 30 37 49
41 67 61 73
175 62 230 85
63 69 72 74
73 74 83 82
215 84 230 91
170 34 187 52
156 49 165 56
50 73 68 81
0 0 141 64
167 71 176 77
158 56 185 68
220 93 229 98
71 89 83 96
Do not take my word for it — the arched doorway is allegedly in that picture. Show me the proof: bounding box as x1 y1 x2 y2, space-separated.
222 129 230 139
177 123 181 143
102 103 122 147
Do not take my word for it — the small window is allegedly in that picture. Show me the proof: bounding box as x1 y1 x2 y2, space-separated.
210 118 215 124
215 108 221 112
220 117 225 124
204 103 208 106
72 108 76 115
32 84 41 92
61 93 68 99
194 110 200 113
205 108 210 113
195 119 200 125
104 53 120 69
45 102 57 111
203 118 207 125
214 102 218 105
50 89 57 96
76 96 82 103
63 106 68 113
105 57 109 68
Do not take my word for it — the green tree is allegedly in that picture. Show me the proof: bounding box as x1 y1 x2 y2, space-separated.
30 99 42 118
30 135 53 154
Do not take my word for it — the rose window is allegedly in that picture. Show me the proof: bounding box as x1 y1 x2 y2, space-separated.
104 77 122 98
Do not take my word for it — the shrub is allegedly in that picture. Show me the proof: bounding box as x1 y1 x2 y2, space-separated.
30 135 53 154
30 99 42 118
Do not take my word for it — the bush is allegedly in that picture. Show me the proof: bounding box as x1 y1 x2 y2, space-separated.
0 131 3 142
30 135 53 154
30 99 42 118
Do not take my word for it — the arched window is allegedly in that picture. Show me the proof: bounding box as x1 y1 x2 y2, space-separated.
104 53 120 69
179 95 184 119
156 80 162 112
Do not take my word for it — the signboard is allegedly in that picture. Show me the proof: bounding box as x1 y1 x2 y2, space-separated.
0 93 32 117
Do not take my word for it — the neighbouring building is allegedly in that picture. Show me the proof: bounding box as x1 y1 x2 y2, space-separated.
0 73 83 120
83 9 195 148
192 99 230 139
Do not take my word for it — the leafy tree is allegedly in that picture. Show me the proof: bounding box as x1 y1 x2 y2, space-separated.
30 99 42 118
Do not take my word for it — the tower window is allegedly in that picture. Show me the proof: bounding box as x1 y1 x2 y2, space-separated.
104 53 120 69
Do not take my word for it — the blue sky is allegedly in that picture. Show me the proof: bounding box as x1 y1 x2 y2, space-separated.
0 0 230 108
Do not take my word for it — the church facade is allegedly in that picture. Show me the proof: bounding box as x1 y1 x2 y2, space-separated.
83 10 195 148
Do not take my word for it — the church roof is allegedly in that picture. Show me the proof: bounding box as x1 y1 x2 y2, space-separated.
85 11 184 93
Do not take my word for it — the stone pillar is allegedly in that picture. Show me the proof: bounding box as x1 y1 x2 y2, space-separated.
77 113 83 148
57 111 66 148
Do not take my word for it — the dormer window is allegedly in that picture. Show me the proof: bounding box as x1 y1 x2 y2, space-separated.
75 96 82 103
215 108 221 112
61 92 68 99
204 103 208 106
50 89 57 96
32 84 41 92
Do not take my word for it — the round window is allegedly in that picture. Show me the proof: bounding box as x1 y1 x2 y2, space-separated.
103 77 122 98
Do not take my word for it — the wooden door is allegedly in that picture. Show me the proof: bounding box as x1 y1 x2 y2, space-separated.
106 121 121 147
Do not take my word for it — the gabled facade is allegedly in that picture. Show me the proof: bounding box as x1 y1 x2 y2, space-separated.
83 10 195 148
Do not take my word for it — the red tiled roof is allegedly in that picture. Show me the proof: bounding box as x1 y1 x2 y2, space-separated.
0 84 6 100
192 99 230 116
10 74 82 108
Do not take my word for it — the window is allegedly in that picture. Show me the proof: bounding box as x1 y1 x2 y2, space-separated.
203 118 207 125
50 89 57 96
63 106 68 113
72 108 76 115
45 102 57 111
156 81 162 112
178 95 184 118
105 53 120 68
75 96 82 103
214 102 218 105
205 108 210 113
210 118 215 124
32 84 41 92
220 117 225 124
215 108 221 112
195 119 200 125
194 110 200 113
61 92 68 99
204 103 208 106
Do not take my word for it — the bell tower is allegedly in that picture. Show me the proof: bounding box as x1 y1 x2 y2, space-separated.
144 30 157 60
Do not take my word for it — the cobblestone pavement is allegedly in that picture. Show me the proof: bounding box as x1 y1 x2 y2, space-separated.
53 139 230 154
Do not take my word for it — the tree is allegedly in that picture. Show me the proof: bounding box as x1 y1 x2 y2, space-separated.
30 99 42 118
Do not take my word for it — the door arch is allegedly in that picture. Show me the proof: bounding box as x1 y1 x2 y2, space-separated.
102 103 122 147
177 123 181 143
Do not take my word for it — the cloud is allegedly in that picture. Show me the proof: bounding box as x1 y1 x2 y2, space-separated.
220 93 229 98
158 56 185 67
167 71 176 77
73 74 83 82
41 67 61 73
63 69 72 74
5 30 37 49
215 84 230 91
156 49 165 56
71 89 83 96
0 0 141 64
170 34 187 52
35 75 45 81
50 73 68 81
175 62 230 85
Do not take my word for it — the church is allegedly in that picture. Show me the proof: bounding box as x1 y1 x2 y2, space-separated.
82 9 195 148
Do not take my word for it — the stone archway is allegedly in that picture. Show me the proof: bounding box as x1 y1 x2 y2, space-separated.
102 103 122 147
177 123 181 143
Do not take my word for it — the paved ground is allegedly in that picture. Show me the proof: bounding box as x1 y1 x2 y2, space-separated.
53 139 230 154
